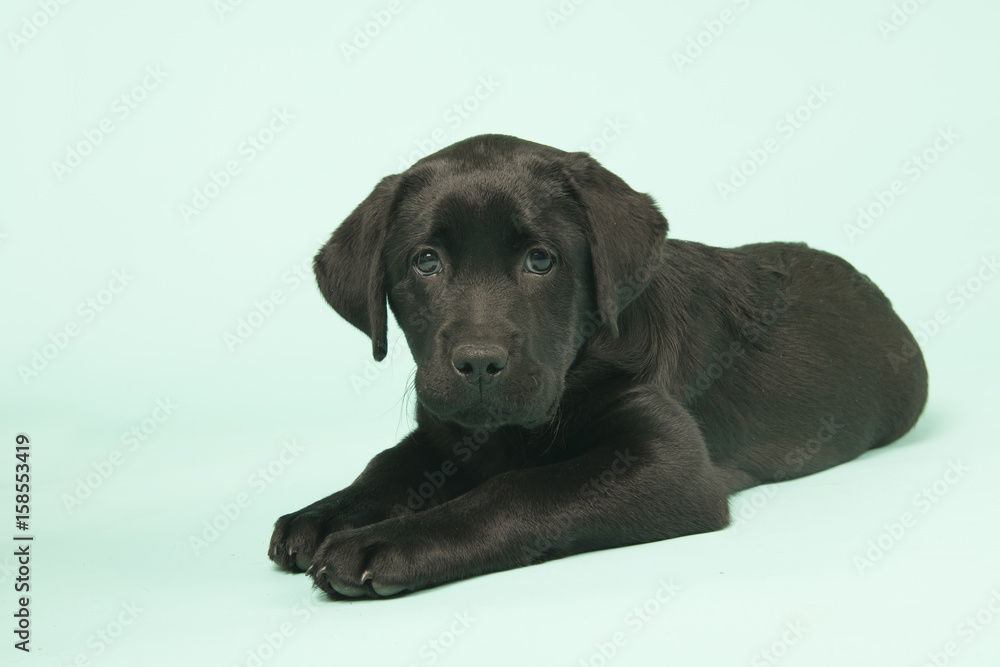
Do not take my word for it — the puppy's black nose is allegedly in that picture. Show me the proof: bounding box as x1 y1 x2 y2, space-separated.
452 344 508 385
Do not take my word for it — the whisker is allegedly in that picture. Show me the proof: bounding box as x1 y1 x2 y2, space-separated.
396 368 418 436
531 362 565 455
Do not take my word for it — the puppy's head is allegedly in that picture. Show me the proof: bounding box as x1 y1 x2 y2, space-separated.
315 135 667 429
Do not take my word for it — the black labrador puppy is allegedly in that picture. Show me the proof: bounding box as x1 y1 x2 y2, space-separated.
269 134 927 598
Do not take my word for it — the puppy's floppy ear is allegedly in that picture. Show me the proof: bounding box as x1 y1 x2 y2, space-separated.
314 175 401 361
562 152 668 338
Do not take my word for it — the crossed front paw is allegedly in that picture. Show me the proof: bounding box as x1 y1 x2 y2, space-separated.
306 521 429 599
268 494 400 573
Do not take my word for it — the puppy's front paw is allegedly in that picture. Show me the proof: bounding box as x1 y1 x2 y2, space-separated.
269 509 336 572
307 520 428 599
269 493 395 572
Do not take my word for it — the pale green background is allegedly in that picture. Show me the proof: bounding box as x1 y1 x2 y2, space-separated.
1 1 999 665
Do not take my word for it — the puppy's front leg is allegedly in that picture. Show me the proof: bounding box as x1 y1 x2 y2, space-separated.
310 388 732 598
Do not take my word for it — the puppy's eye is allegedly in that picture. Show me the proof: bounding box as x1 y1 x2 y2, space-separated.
414 250 443 277
524 249 553 275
